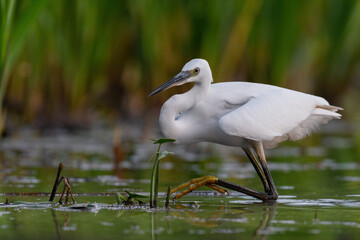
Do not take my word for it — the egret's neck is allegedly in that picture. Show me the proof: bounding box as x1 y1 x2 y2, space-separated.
159 81 210 140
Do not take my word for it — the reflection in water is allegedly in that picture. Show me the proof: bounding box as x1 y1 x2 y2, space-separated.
150 201 278 238
252 203 278 240
0 198 358 239
169 203 229 227
51 209 72 240
151 212 157 240
51 209 62 240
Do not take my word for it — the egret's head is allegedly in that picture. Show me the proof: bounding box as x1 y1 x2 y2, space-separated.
149 58 212 96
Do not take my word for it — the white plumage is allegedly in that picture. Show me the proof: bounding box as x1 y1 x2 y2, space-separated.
152 59 342 148
149 58 343 201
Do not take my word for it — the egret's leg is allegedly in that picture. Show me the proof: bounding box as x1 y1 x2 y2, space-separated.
252 141 278 198
205 184 229 195
170 176 214 193
242 147 270 193
171 177 277 201
170 176 228 200
170 142 278 201
214 179 276 200
211 142 278 201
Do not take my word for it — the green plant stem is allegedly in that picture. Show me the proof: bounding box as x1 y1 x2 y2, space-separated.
115 192 125 204
0 0 15 121
165 186 170 208
150 143 162 208
0 0 16 64
154 144 161 204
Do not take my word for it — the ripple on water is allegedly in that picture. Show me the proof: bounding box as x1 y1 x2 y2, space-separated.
278 198 360 208
339 176 360 182
271 220 296 224
314 221 360 228
346 194 360 197
0 211 11 217
3 176 40 184
278 186 295 190
62 225 77 231
278 195 297 199
210 228 245 234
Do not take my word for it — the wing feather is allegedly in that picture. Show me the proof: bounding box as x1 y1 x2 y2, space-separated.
218 89 340 147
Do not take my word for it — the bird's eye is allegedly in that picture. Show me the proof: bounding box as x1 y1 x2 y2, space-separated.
193 67 200 74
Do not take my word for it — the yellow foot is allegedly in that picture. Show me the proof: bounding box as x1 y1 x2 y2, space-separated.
170 176 229 200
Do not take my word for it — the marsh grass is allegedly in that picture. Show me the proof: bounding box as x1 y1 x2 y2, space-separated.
0 0 47 133
0 0 16 133
0 1 359 135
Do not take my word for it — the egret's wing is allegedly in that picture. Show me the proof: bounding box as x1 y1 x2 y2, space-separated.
218 89 339 144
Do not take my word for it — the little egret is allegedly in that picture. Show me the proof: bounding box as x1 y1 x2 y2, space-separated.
149 58 342 201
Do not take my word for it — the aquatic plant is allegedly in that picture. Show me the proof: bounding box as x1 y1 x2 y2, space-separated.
49 162 76 204
165 186 171 208
0 0 47 133
116 191 147 205
0 0 16 133
150 138 175 208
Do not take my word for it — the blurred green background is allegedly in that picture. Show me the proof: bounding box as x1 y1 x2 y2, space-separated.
1 0 359 134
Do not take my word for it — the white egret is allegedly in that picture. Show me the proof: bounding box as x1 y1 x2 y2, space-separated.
149 58 342 201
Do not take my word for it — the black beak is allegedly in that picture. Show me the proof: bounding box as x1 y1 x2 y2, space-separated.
148 71 192 97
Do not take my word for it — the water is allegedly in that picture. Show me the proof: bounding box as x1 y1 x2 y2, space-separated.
0 125 359 239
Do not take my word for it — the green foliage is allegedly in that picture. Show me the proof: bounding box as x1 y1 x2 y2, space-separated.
151 138 176 144
116 191 147 205
115 192 127 204
124 190 147 200
1 0 359 128
0 0 47 133
0 0 16 132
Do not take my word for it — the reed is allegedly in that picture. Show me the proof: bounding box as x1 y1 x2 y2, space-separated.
0 0 16 131
0 0 359 131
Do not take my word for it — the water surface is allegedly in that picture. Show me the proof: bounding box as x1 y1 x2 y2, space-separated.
0 125 359 239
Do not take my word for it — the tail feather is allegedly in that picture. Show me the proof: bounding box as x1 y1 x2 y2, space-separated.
314 105 343 119
316 104 343 111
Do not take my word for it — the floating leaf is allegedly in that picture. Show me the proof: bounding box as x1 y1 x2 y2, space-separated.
153 138 176 144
